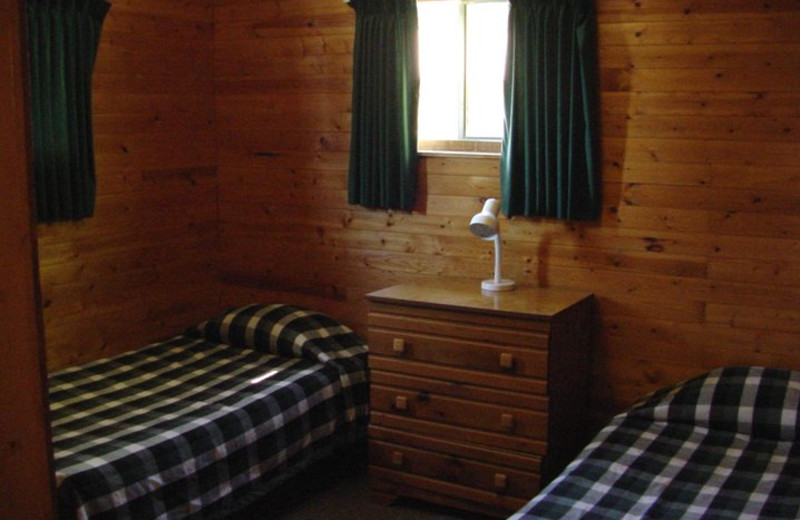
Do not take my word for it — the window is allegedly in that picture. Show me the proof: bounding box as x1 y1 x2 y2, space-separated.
417 0 509 155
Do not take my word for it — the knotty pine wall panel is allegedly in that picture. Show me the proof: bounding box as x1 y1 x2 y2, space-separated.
37 0 222 371
214 0 800 424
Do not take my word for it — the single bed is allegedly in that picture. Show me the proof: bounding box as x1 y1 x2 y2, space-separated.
509 366 800 520
49 303 369 520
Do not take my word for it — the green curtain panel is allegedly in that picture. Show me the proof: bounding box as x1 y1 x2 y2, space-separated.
27 0 110 223
347 0 419 211
500 0 600 220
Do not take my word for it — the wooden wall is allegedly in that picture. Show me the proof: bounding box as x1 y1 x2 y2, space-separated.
0 0 55 515
37 0 222 371
214 0 800 423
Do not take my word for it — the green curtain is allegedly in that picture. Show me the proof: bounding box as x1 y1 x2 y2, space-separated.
500 0 600 220
347 0 419 211
27 0 110 223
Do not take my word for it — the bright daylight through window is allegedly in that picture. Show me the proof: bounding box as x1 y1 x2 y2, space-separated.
417 0 509 154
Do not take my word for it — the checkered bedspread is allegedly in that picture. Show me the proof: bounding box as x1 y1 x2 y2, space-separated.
510 366 800 520
51 304 369 520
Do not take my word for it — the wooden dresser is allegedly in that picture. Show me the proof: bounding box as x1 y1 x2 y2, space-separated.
366 280 595 517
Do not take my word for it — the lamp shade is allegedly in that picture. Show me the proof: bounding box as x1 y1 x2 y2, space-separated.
469 198 500 239
469 198 515 292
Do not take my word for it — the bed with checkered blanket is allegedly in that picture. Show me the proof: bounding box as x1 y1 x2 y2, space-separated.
50 303 369 520
509 366 800 520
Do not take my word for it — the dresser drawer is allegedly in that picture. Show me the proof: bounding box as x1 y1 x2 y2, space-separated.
371 370 549 410
370 329 548 378
370 466 529 517
370 425 543 472
371 356 547 396
371 412 547 456
371 384 548 439
370 440 540 500
369 310 551 347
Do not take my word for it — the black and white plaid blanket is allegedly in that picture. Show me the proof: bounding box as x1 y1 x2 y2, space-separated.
51 304 369 520
510 366 800 520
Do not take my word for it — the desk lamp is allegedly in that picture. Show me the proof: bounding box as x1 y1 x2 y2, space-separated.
469 198 515 292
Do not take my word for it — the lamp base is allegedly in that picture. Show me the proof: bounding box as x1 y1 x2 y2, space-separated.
481 279 516 292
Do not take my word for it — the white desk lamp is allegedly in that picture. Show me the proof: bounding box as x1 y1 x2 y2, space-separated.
469 198 515 292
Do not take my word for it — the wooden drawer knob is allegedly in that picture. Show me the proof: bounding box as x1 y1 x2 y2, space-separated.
394 395 408 411
494 473 508 490
499 352 514 370
392 451 404 467
501 413 515 430
392 338 406 354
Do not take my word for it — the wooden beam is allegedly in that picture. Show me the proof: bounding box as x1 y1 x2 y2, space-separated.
0 0 55 517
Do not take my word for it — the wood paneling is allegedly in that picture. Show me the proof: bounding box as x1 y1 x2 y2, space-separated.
37 0 222 371
0 0 55 516
213 0 800 428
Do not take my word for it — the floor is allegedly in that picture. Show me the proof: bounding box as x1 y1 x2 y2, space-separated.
245 472 497 520
228 448 498 520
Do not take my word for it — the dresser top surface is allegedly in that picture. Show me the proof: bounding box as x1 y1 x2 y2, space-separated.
366 280 593 319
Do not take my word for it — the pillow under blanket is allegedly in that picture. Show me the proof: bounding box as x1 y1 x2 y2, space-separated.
627 365 800 441
185 303 368 364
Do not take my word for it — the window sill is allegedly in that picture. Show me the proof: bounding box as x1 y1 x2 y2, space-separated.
418 139 501 159
418 149 501 159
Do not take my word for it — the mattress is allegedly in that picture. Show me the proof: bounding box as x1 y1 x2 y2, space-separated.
50 303 369 520
509 366 800 520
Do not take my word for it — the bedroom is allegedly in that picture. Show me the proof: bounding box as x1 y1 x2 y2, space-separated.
2 0 800 517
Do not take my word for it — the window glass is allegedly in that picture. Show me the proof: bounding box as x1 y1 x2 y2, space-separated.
418 1 462 141
464 1 508 139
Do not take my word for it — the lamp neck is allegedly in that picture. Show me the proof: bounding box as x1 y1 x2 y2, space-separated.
493 234 502 284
